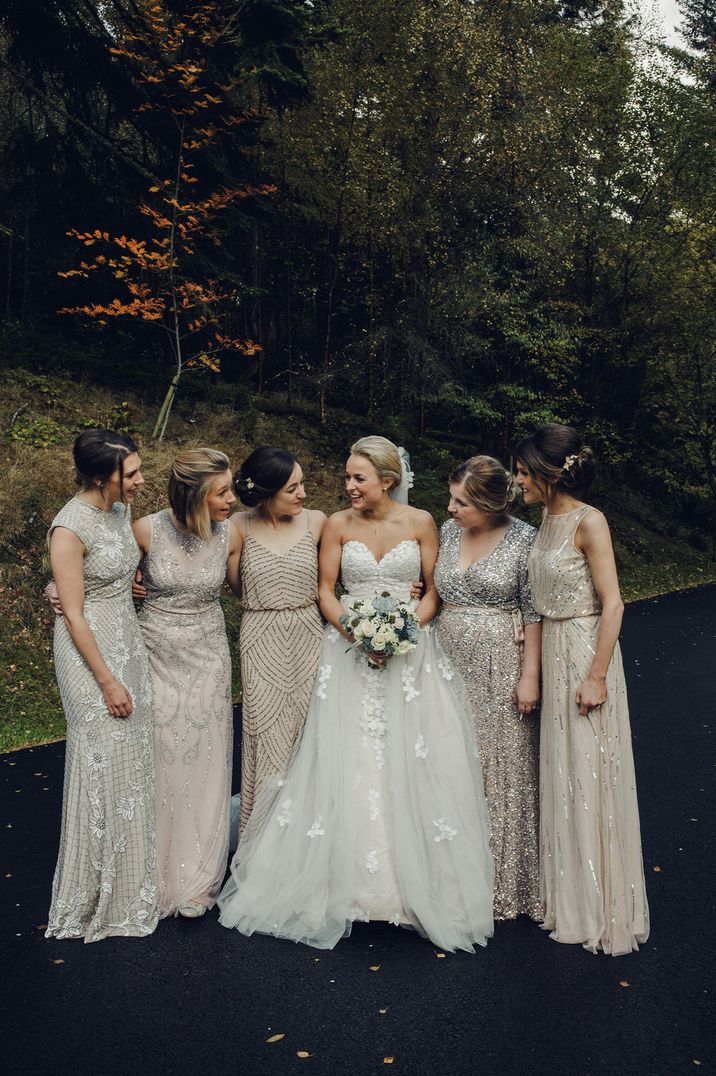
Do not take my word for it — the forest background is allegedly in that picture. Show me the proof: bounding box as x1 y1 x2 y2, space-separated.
0 0 715 751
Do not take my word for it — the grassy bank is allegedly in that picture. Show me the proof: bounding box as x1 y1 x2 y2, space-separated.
1 367 713 752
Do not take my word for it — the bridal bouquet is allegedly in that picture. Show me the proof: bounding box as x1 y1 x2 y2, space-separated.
340 592 421 669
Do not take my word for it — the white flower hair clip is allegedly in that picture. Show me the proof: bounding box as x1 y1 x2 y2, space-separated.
562 454 578 472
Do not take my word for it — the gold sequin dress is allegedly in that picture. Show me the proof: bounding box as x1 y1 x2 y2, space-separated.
238 512 324 834
138 510 232 916
529 505 649 955
435 517 542 920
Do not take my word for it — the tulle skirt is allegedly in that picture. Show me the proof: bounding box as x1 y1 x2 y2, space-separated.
217 621 494 952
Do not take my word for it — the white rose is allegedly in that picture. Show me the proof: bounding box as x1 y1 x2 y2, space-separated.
361 600 375 616
393 616 404 629
371 635 387 651
359 619 376 638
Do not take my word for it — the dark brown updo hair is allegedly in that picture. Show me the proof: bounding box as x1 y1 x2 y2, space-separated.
234 446 297 508
73 428 138 501
514 424 596 495
449 455 519 514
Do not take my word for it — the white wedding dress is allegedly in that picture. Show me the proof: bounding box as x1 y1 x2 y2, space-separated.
217 539 495 952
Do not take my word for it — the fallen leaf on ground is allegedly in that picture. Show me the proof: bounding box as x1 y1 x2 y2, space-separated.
435 952 446 958
384 1058 395 1065
619 980 629 988
379 1008 388 1014
266 1034 285 1043
35 924 47 930
296 1051 313 1058
369 965 381 971
5 873 12 878
51 959 65 965
653 866 662 872
693 1062 701 1067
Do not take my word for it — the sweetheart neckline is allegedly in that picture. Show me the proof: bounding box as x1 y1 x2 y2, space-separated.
342 538 419 566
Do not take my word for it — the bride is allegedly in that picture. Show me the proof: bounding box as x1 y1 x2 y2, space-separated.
217 436 494 952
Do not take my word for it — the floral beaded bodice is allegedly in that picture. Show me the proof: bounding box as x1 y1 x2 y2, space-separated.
528 506 602 620
435 518 539 619
50 497 140 604
140 509 229 617
341 539 421 603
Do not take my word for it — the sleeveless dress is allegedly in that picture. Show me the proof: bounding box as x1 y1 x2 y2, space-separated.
46 497 158 942
435 517 542 920
138 509 232 916
218 538 494 953
529 506 650 955
238 511 324 834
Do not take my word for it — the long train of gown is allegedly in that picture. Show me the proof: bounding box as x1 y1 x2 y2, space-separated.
529 506 649 955
218 538 494 953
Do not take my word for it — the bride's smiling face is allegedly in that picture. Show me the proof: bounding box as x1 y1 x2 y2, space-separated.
345 454 388 511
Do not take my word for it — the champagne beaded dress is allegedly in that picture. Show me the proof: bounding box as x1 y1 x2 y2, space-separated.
218 538 494 953
529 506 649 955
237 511 324 834
138 510 232 916
435 518 542 920
46 497 158 942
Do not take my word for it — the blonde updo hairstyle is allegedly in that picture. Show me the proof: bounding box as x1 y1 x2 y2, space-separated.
168 448 231 541
350 436 402 492
450 455 519 514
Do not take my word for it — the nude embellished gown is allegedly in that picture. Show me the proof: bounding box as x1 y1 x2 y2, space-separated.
238 511 324 834
529 505 649 955
138 510 232 915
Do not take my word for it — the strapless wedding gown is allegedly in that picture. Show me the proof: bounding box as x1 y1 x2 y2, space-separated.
217 539 494 952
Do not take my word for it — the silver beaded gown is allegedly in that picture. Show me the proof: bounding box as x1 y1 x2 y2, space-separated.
138 510 232 916
435 517 542 920
529 506 649 955
46 497 158 943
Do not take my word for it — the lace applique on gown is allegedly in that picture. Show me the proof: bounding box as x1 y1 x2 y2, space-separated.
46 497 158 943
218 538 494 953
529 506 649 955
138 509 232 915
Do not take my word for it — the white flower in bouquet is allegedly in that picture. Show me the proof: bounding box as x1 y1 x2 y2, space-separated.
359 619 376 637
339 591 421 669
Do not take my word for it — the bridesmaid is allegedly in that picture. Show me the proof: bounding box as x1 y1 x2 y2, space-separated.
46 429 158 942
434 455 542 920
133 449 240 918
231 447 326 835
515 424 649 955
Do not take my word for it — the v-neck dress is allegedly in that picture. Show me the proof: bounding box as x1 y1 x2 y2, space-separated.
238 511 324 834
435 517 542 920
